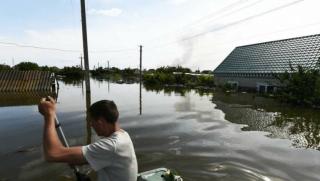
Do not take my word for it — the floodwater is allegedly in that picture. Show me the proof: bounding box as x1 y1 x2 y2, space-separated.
0 78 320 181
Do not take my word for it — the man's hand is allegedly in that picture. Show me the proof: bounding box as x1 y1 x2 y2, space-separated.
38 96 56 118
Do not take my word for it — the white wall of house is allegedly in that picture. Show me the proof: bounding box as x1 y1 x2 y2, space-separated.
214 75 280 92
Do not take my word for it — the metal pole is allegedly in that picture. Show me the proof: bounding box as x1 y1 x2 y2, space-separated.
80 0 91 93
54 116 91 181
55 117 70 147
54 117 77 173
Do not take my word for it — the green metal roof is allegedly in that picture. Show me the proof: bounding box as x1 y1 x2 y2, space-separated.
214 34 320 74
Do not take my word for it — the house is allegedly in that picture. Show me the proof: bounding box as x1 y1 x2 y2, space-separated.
213 34 320 93
0 70 57 92
0 70 57 106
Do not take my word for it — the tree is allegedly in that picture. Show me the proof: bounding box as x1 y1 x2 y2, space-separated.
41 66 60 73
14 62 40 71
110 67 121 74
58 66 83 78
276 60 320 107
0 64 11 71
155 66 191 74
122 68 137 75
201 70 213 74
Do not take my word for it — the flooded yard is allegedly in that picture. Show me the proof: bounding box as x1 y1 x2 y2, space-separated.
0 78 320 181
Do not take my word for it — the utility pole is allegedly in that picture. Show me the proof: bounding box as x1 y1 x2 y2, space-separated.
139 45 143 82
108 60 110 70
80 0 90 93
79 55 83 70
80 0 92 146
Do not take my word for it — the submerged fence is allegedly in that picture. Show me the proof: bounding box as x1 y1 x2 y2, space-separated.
0 71 56 92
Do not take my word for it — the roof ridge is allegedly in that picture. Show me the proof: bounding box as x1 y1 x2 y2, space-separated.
237 33 320 48
213 33 320 74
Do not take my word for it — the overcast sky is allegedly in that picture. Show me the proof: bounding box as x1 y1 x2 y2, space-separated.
0 0 320 70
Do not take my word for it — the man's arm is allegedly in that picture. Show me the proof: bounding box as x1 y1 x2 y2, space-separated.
39 97 87 165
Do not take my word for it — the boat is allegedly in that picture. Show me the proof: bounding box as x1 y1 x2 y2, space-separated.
138 168 183 181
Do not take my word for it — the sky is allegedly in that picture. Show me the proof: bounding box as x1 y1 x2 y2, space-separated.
0 0 320 70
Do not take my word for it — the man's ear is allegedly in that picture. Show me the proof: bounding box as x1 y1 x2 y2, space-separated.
96 118 105 125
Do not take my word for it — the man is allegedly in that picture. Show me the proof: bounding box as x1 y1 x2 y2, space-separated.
38 97 138 181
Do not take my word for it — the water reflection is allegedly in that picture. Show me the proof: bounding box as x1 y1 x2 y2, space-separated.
144 84 214 97
0 92 56 107
1 80 320 181
85 89 92 144
139 80 142 115
141 86 320 150
271 109 320 150
58 77 84 86
144 84 192 96
58 77 92 144
211 92 320 150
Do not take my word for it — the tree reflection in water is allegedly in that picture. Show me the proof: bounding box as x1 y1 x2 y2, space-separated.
64 78 320 151
58 77 84 86
143 86 320 151
271 109 320 150
211 92 320 151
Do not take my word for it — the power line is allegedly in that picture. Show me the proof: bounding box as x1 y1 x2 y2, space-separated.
0 41 80 53
182 0 263 30
145 0 305 49
0 0 310 64
226 21 320 45
0 41 136 53
143 0 254 44
91 48 136 53
201 0 264 26
180 0 305 42
168 21 320 60
1 18 316 59
144 0 267 49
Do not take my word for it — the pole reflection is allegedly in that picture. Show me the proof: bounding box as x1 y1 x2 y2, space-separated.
139 79 142 115
85 80 92 144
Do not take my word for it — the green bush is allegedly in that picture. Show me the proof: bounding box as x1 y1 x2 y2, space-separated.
143 72 215 88
196 75 215 87
276 64 320 107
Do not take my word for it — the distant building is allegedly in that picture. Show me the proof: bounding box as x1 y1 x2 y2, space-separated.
213 34 320 93
173 72 213 77
0 71 57 92
0 70 57 107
